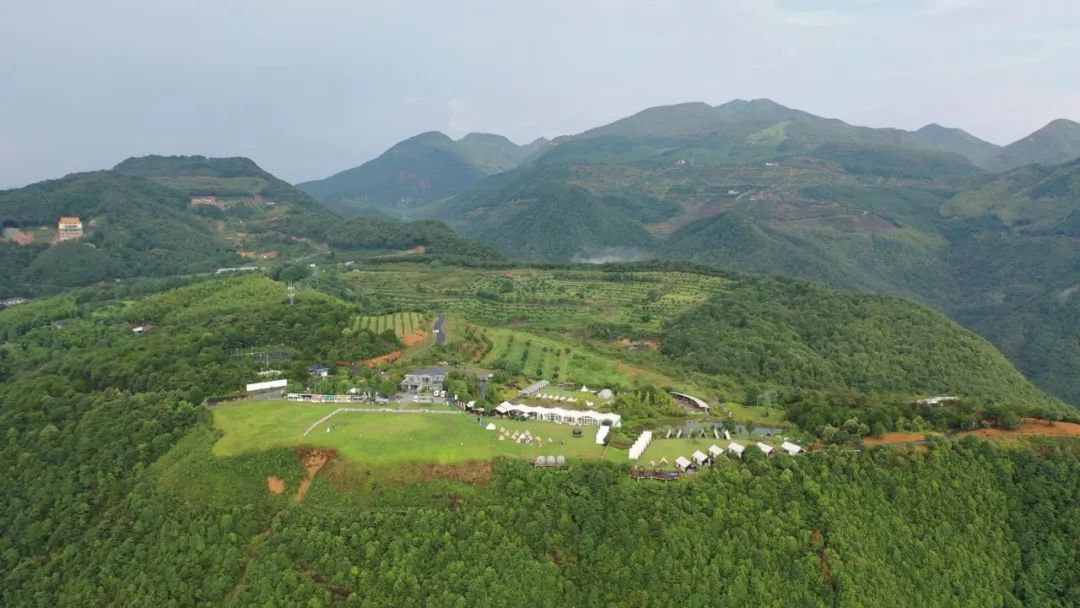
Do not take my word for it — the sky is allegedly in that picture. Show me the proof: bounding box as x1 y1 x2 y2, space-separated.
1 0 1078 188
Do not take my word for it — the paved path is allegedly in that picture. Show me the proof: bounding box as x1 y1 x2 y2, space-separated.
434 313 447 345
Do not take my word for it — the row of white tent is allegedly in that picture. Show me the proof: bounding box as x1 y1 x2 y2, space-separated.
535 393 579 404
493 402 622 427
674 441 805 470
628 430 654 460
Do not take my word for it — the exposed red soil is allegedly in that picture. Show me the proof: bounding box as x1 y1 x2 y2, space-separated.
363 350 403 367
266 476 286 495
402 328 429 346
404 245 427 254
863 432 927 446
961 418 1080 439
293 448 336 504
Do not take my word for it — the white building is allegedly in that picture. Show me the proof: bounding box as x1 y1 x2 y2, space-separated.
756 442 774 456
728 441 745 457
493 402 621 427
781 441 804 455
692 450 709 466
708 444 724 458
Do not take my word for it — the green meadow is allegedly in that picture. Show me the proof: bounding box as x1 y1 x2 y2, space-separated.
212 400 619 464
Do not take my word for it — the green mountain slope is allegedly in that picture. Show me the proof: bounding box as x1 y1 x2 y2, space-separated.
1 270 1078 606
662 275 1056 405
985 118 1080 171
0 171 240 294
0 156 501 298
297 131 545 212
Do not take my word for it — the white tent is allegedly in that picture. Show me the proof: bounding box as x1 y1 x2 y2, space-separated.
708 444 724 457
598 388 614 400
493 401 622 427
595 425 610 445
692 450 708 465
485 423 497 431
781 441 803 455
675 456 693 471
756 442 774 456
728 441 745 457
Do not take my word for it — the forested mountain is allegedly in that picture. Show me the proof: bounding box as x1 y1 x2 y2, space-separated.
1 270 1078 606
661 275 1056 406
912 123 1001 167
296 131 548 214
984 118 1080 171
372 100 1080 405
0 156 501 299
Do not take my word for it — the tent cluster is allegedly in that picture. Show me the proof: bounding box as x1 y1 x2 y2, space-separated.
533 455 567 467
535 393 580 404
496 427 554 446
493 402 622 428
670 440 805 471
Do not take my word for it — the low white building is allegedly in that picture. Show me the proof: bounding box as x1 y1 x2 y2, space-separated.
756 442 774 456
728 441 745 457
781 441 804 455
708 444 724 458
675 456 693 471
692 450 709 466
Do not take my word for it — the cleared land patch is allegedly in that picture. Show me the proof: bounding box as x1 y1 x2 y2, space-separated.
213 400 617 465
352 311 428 339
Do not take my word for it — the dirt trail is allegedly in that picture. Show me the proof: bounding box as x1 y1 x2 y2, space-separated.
294 448 334 504
225 448 337 605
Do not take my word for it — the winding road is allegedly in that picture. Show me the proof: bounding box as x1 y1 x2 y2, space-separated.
434 313 447 345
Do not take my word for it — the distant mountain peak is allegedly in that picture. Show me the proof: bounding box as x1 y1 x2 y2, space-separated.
985 117 1080 171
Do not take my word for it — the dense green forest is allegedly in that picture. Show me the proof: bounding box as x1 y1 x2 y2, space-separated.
2 268 1079 606
660 275 1062 408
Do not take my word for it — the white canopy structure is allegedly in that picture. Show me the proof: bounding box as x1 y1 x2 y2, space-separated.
519 380 550 396
692 450 708 465
728 441 745 457
628 430 653 460
756 442 774 456
595 425 610 445
598 388 614 400
671 391 710 411
708 444 724 457
245 378 287 393
493 402 621 427
781 441 803 455
485 423 497 431
675 456 693 471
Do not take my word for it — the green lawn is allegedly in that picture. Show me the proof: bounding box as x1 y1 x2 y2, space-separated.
213 400 620 465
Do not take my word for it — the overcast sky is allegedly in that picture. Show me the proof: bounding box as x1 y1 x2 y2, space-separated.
2 0 1078 188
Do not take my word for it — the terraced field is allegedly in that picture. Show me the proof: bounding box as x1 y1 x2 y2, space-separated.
347 265 727 335
352 311 428 338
